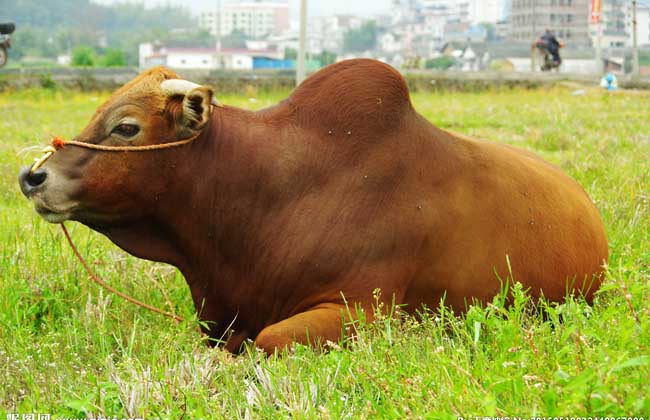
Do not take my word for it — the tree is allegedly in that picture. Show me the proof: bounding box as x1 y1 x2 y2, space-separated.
425 56 455 70
4 0 195 66
343 21 378 53
71 45 96 67
482 23 497 41
166 29 215 49
284 47 297 60
317 50 337 66
99 48 126 67
221 29 248 49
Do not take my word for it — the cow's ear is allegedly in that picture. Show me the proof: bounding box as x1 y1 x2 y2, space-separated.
181 86 213 131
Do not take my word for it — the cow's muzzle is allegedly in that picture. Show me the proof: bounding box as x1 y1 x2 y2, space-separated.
19 166 48 197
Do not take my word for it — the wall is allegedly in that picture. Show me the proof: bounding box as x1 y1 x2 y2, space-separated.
4 67 650 94
166 53 215 70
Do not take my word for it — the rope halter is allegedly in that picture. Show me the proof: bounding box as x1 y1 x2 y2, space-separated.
30 78 222 174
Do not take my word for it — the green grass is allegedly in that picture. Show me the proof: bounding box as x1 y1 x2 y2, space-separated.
1 86 649 418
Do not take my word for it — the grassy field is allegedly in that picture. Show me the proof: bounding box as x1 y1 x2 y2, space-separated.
1 85 649 419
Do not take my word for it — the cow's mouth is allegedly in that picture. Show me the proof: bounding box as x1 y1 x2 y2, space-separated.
34 202 72 224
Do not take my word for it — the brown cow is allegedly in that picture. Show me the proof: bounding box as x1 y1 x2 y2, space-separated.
19 59 608 354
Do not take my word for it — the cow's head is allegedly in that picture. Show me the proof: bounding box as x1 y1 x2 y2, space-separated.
18 67 217 228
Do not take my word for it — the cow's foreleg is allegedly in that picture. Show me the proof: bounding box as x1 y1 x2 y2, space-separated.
254 302 358 354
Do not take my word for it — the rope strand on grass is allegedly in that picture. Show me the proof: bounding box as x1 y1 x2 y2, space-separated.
61 223 185 323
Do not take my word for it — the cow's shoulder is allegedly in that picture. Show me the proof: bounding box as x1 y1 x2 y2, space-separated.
287 59 413 136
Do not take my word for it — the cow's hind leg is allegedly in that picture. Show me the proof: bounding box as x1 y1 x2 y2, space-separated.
254 303 356 354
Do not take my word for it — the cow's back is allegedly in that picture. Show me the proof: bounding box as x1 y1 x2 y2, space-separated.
288 59 413 138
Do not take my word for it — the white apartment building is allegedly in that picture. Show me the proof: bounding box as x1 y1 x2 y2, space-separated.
309 15 364 53
589 0 650 48
589 0 630 48
417 0 506 24
468 0 503 24
638 5 650 46
420 0 470 23
199 1 290 38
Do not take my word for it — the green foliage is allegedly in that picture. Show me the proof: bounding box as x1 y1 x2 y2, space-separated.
640 50 650 66
284 49 335 67
39 73 58 90
221 29 248 50
98 48 126 67
71 45 96 67
425 56 456 70
10 26 61 59
317 50 337 66
166 29 215 49
482 23 497 41
343 21 378 53
4 0 194 66
284 47 297 60
1 87 649 416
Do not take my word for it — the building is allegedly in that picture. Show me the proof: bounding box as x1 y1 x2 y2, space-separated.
500 0 513 21
589 0 630 48
267 29 325 56
139 43 286 71
509 0 591 46
199 1 290 38
638 4 650 46
309 15 365 53
495 19 512 39
468 0 503 24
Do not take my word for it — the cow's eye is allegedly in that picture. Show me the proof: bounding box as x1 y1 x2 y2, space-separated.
112 123 140 138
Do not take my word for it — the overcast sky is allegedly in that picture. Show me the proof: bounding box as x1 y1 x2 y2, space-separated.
94 0 393 17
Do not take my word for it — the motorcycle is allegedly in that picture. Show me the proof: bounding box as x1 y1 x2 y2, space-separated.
532 38 564 72
0 22 15 68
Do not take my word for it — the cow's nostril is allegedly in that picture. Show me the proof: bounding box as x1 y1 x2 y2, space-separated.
19 167 49 197
26 168 48 187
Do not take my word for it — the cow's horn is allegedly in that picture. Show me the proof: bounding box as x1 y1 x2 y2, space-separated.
161 79 222 107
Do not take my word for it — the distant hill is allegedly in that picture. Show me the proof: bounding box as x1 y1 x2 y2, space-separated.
0 0 206 66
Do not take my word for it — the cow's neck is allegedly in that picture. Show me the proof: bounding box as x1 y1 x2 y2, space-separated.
155 107 291 321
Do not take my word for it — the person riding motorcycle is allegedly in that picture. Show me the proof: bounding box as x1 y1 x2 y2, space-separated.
0 21 15 68
540 30 561 65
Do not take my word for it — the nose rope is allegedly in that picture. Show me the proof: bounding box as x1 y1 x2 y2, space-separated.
30 132 202 173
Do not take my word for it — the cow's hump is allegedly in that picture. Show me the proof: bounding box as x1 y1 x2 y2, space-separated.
288 59 413 136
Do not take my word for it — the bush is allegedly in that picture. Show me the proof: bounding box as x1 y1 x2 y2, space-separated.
71 45 96 67
99 48 126 67
425 56 456 70
39 73 57 90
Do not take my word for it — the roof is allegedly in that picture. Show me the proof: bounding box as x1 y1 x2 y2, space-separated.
165 47 278 54
156 47 282 58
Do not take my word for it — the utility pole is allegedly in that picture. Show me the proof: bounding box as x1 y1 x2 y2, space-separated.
532 0 537 41
596 14 602 74
531 0 538 72
591 0 603 74
216 0 222 52
297 0 308 86
632 0 639 76
215 0 222 70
